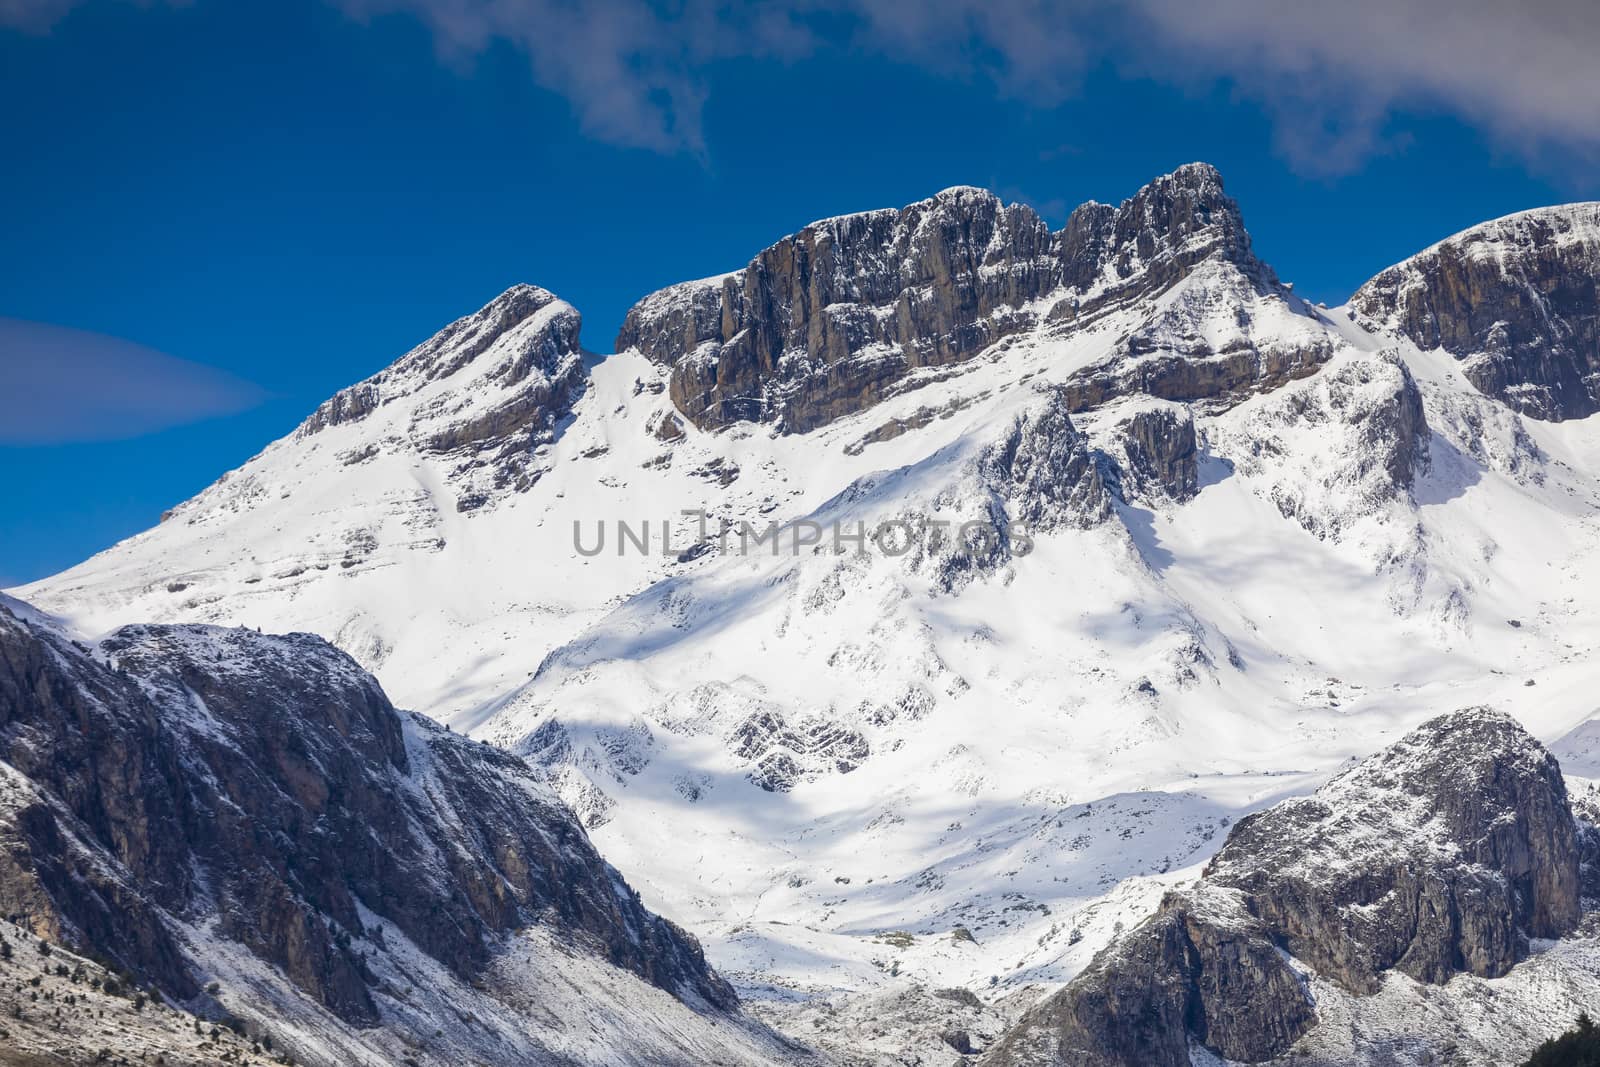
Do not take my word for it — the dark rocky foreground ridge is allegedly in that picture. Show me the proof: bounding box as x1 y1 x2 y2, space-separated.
0 597 747 1060
982 707 1587 1066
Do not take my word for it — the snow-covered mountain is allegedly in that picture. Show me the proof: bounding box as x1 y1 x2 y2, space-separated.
15 164 1600 1063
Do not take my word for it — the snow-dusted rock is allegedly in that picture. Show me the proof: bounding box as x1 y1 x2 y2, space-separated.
1105 400 1199 504
1218 350 1430 541
0 599 807 1066
1353 204 1600 421
985 707 1581 1066
17 163 1600 1066
619 164 1330 434
294 282 586 509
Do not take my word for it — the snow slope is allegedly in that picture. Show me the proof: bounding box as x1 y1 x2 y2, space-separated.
16 180 1600 1061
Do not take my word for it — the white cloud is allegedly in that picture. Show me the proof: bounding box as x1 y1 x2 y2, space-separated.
8 0 1600 173
1125 0 1600 174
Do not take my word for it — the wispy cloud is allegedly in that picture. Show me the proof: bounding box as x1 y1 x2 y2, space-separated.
0 318 266 444
1124 0 1600 176
335 0 818 153
8 0 1600 175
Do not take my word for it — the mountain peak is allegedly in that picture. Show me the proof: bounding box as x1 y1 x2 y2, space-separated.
297 282 584 437
260 283 587 511
616 164 1279 435
1352 202 1600 421
931 183 1001 202
1167 159 1226 187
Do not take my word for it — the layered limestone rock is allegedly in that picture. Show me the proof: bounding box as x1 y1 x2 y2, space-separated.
293 283 587 508
984 707 1581 1066
618 165 1330 434
0 601 734 1029
1352 204 1600 421
1056 256 1336 416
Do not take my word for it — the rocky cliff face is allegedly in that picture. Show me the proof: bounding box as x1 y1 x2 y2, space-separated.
1352 204 1600 421
617 165 1328 434
984 707 1581 1067
852 386 1114 595
0 601 734 1036
1105 401 1199 504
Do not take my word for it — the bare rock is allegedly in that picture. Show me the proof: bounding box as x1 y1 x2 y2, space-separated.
0 601 735 1031
1352 205 1600 421
619 165 1320 435
1108 402 1199 503
985 707 1581 1066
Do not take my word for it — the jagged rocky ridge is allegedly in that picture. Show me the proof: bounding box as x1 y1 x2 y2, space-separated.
1353 204 1600 422
983 707 1582 1066
0 600 737 1047
290 282 586 511
617 164 1333 434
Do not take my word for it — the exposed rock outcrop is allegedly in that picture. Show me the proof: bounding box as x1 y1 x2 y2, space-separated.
882 388 1112 592
618 165 1328 434
1056 257 1337 416
0 602 734 1032
293 283 587 507
1107 401 1199 503
1219 351 1430 541
1352 204 1600 421
985 707 1581 1066
979 388 1115 533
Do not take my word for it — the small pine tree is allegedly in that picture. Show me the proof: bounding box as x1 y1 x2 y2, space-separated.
1522 1013 1600 1066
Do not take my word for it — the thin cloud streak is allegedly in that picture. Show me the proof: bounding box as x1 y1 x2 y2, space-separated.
0 318 267 444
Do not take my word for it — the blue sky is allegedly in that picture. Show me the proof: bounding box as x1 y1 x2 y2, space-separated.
3 0 1598 586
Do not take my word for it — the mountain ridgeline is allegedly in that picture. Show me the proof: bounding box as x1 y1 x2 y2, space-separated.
11 162 1600 1067
614 164 1317 433
267 163 1600 479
